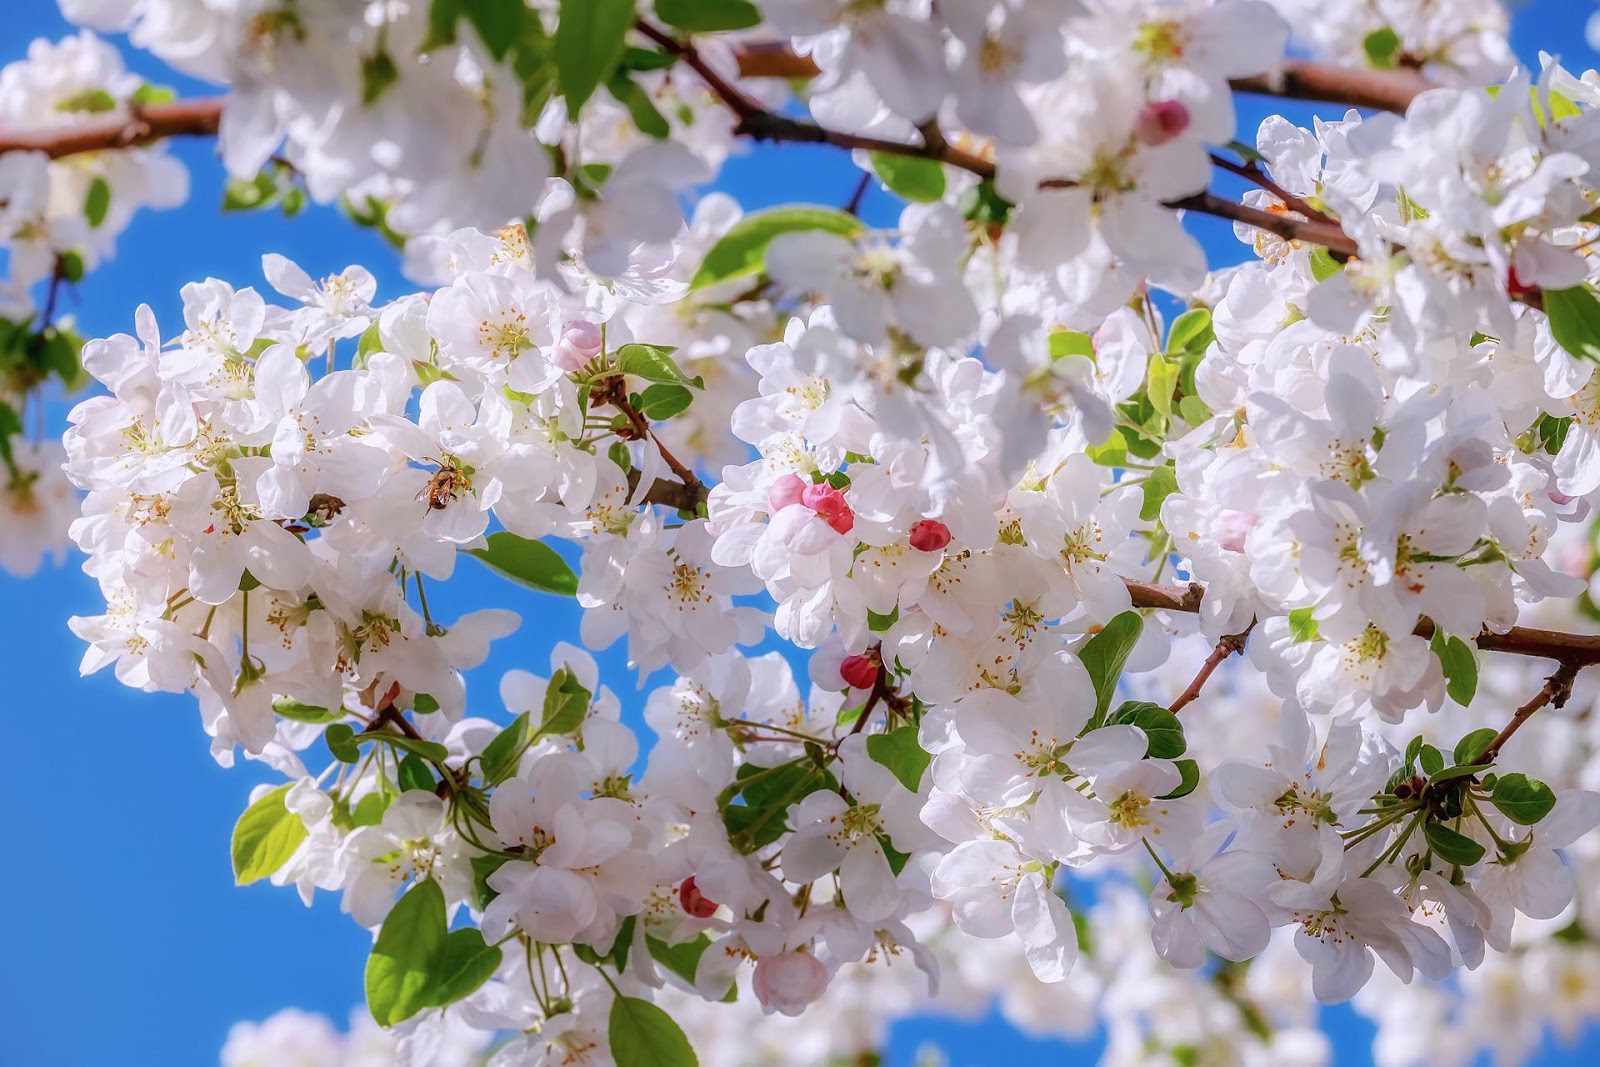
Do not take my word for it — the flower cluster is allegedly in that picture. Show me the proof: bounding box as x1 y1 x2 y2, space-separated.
10 1 1600 1066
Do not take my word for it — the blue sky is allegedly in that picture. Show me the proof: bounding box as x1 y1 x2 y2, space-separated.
3 2 1600 1064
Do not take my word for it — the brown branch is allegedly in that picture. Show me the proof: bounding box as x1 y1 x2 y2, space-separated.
1126 577 1600 667
735 45 1428 116
1168 623 1255 715
1208 152 1335 226
0 98 224 158
1479 663 1579 765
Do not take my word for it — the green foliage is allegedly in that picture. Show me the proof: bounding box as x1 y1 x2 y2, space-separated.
1080 611 1143 729
366 879 501 1026
691 206 863 291
867 725 932 791
1362 27 1401 68
1487 772 1557 825
84 178 111 229
1287 607 1320 643
467 532 579 595
556 0 636 118
633 383 695 420
1162 759 1200 800
1424 820 1485 866
1543 285 1600 363
655 0 760 32
868 153 946 203
272 697 343 724
1430 631 1478 707
1108 700 1187 759
609 995 698 1067
232 784 308 885
1454 728 1498 767
618 343 704 387
479 664 592 784
607 72 671 138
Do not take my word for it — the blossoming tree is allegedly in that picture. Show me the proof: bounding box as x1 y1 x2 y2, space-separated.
9 0 1600 1064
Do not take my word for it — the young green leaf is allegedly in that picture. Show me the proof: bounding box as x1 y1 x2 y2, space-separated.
1287 607 1320 644
467 532 579 595
866 725 932 791
1543 285 1600 363
232 784 308 885
1430 630 1478 706
609 996 699 1067
1488 772 1557 825
1108 700 1187 759
1080 611 1143 729
868 152 946 203
479 665 591 783
84 178 111 229
1423 820 1486 867
556 0 635 118
655 0 760 32
618 344 703 387
272 697 343 724
1454 727 1498 767
633 383 694 421
1165 307 1214 354
366 879 447 1026
690 206 863 291
1161 758 1200 800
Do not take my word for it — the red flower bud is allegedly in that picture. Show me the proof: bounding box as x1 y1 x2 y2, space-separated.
679 876 718 918
801 482 855 535
908 518 952 552
1134 100 1191 146
840 653 879 690
1506 264 1539 297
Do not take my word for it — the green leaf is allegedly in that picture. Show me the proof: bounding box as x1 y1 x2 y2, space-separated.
56 250 85 284
1108 700 1187 759
556 0 635 119
1080 611 1143 729
326 722 361 763
1424 820 1486 867
1146 355 1179 418
467 532 579 595
1309 246 1342 282
398 754 436 792
1139 465 1178 523
362 49 400 104
1049 329 1094 361
608 71 670 138
462 0 528 59
83 177 111 229
866 725 931 792
867 605 899 633
272 697 343 724
366 880 447 1026
868 152 946 203
423 0 464 49
1430 762 1490 786
690 206 863 291
655 0 760 32
232 784 308 885
1165 308 1213 355
1161 758 1200 800
1287 607 1320 643
648 934 715 987
1454 728 1498 767
434 927 504 1005
132 82 177 107
1430 631 1478 707
634 383 694 421
609 996 698 1067
618 343 703 387
223 171 280 212
1362 27 1401 68
1418 743 1444 778
56 88 117 114
479 665 592 784
1488 773 1557 825
1543 285 1600 363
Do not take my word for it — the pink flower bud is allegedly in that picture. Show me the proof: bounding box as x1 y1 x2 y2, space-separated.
555 320 603 372
753 950 830 1017
839 654 878 691
908 518 952 552
679 876 718 918
1134 100 1191 146
767 473 807 514
1507 264 1538 297
801 483 854 535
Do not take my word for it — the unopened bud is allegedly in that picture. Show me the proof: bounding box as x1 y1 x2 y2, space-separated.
767 473 807 514
1134 99 1191 146
840 653 878 690
908 518 952 552
679 876 718 918
801 482 854 535
555 320 603 371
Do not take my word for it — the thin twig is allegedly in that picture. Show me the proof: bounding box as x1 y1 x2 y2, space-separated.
1479 663 1580 765
1168 623 1255 715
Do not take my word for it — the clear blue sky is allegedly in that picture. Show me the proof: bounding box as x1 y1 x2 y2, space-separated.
2 3 1598 1064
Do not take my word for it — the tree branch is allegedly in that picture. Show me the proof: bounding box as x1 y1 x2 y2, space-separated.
1478 663 1579 765
0 98 224 158
1168 623 1255 715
